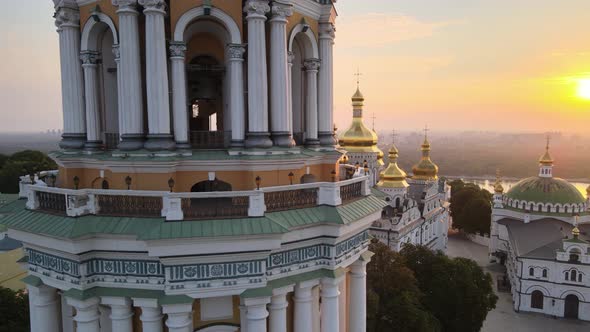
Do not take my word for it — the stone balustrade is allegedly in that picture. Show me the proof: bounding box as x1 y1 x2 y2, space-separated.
23 176 370 221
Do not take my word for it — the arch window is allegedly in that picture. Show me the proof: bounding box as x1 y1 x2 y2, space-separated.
579 274 582 282
565 271 569 281
538 204 543 211
529 267 534 276
542 269 547 278
571 270 577 281
531 290 544 309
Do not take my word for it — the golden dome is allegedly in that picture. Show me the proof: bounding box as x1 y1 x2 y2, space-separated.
377 143 408 188
411 136 439 181
338 86 383 157
494 169 504 194
586 184 590 196
573 226 580 238
539 138 553 166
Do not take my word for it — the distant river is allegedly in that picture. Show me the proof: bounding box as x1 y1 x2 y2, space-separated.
449 177 589 199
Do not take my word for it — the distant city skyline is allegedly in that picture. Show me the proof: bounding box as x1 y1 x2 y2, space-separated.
1 1 590 133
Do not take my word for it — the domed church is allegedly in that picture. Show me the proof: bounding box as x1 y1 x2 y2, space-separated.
490 141 590 321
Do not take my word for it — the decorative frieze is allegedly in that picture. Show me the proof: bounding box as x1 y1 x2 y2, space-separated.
27 249 81 278
86 258 164 278
267 244 331 270
335 230 370 258
168 260 265 283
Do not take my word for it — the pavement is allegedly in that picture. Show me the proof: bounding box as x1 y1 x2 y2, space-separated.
446 232 590 332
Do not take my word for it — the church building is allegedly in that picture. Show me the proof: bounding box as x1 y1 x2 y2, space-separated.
0 1 388 332
490 142 590 321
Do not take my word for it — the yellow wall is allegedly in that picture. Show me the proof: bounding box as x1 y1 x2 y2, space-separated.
185 32 225 64
170 0 244 38
79 0 119 30
287 12 319 41
58 162 340 192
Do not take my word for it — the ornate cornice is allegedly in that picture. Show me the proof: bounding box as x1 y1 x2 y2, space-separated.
244 0 270 19
226 44 246 60
169 42 187 58
54 6 80 29
304 58 321 71
80 51 100 65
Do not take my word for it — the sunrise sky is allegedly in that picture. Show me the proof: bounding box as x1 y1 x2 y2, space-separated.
1 1 590 133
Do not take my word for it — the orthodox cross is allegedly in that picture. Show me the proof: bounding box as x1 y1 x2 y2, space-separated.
423 125 430 139
371 113 376 131
354 68 362 87
545 134 551 151
391 129 397 144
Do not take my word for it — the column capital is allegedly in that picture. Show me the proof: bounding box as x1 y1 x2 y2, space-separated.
271 1 293 20
112 0 139 13
139 0 167 14
244 0 270 19
80 51 100 65
226 44 246 61
319 22 336 40
112 44 120 60
54 5 80 30
288 51 295 64
303 58 321 72
169 42 187 59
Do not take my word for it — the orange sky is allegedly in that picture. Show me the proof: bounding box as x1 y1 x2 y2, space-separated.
1 1 590 134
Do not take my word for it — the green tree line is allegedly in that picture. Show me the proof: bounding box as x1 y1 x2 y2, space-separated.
449 180 492 235
0 150 57 194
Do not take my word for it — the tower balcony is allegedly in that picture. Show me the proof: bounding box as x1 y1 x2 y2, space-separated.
21 176 371 221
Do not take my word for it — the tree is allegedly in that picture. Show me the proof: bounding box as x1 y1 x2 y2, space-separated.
449 180 492 235
0 150 57 193
400 245 497 332
0 286 29 332
367 242 440 332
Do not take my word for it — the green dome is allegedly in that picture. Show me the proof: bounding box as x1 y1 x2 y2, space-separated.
505 176 585 205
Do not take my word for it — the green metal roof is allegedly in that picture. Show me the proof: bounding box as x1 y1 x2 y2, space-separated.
0 195 386 241
505 176 586 205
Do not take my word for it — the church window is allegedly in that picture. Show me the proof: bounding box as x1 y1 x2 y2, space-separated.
531 290 544 309
565 271 569 281
542 269 547 278
579 274 582 282
529 267 534 276
571 270 577 281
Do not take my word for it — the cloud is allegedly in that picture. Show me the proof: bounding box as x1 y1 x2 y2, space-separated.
336 13 463 48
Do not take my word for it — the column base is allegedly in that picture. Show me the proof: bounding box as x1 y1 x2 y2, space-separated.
118 134 145 151
305 138 320 147
175 141 191 150
245 132 273 149
84 140 103 151
271 132 296 147
144 134 176 151
318 132 337 146
231 140 245 148
60 133 86 150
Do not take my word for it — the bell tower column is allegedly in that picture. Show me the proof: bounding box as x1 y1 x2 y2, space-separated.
112 0 144 151
318 22 336 146
304 59 321 146
80 51 102 151
140 0 175 151
54 1 86 150
244 0 273 149
269 0 295 147
227 44 247 147
169 42 190 150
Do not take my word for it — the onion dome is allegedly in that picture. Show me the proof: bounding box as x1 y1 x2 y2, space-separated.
494 169 504 194
411 135 439 181
586 184 590 197
338 86 384 156
377 143 408 188
539 141 554 166
573 226 581 238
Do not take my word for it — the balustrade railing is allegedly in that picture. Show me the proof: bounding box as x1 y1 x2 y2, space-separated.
37 191 66 214
265 188 318 212
340 181 363 203
26 176 370 221
97 195 162 217
190 131 231 149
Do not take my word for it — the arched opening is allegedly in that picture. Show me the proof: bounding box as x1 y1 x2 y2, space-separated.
564 294 579 319
183 179 245 220
191 179 232 192
529 267 534 276
101 180 109 190
569 248 581 263
542 269 547 278
81 17 119 149
531 290 544 309
571 270 577 281
289 25 319 145
395 197 401 208
183 17 234 149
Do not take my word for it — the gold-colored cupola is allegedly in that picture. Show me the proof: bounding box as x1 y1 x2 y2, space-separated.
377 141 408 188
411 129 439 181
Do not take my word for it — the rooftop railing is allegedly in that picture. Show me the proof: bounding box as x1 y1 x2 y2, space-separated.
23 176 370 221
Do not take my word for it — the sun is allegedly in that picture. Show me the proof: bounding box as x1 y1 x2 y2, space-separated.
577 79 590 100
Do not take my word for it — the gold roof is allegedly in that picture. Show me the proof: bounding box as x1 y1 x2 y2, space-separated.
539 137 553 166
338 86 383 157
377 143 408 188
411 136 438 181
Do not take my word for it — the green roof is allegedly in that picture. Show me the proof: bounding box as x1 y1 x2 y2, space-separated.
505 176 586 205
0 195 387 241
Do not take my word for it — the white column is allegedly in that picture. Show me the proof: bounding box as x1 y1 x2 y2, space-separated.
67 297 101 332
169 42 190 149
112 44 123 148
112 0 144 151
28 285 61 332
139 0 175 151
54 3 86 149
226 44 247 147
99 305 113 332
321 278 342 332
102 297 134 332
294 283 314 332
239 298 249 332
244 297 270 332
304 59 320 146
349 259 369 332
269 287 292 332
338 279 347 332
162 303 193 332
134 298 163 332
61 294 75 332
269 1 295 147
318 22 336 146
287 51 295 136
80 51 102 151
244 0 273 149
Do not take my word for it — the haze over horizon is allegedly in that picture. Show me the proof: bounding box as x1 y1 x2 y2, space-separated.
1 1 590 133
